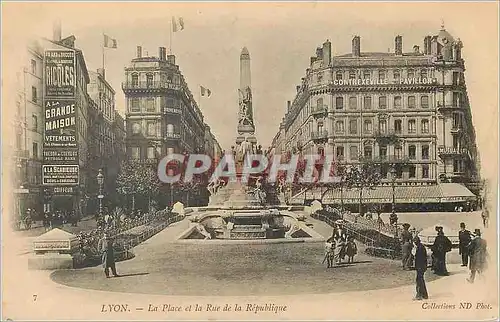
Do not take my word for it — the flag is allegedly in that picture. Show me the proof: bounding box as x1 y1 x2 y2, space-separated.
103 34 117 48
172 17 184 32
200 86 211 97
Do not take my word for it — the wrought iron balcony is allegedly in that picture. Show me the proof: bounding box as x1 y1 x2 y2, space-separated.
372 155 410 164
373 129 401 142
437 103 463 111
163 106 182 115
164 132 181 140
311 130 328 142
14 150 30 159
122 81 182 92
311 106 328 117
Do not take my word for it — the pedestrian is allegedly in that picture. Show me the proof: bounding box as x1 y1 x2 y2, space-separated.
481 209 489 228
400 223 413 270
466 229 488 283
413 236 429 301
458 222 472 267
430 226 452 276
101 235 120 278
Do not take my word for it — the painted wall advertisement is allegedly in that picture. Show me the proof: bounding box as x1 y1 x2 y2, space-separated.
43 49 79 193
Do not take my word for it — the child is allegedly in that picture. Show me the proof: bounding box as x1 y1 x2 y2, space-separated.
345 235 358 263
324 240 335 268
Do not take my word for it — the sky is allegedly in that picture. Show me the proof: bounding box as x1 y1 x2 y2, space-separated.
2 2 498 183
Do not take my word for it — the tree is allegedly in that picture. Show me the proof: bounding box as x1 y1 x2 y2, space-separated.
345 158 382 216
321 162 351 214
116 160 162 211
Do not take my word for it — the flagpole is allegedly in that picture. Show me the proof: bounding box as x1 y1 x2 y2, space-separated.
102 32 105 70
169 19 173 54
197 84 201 109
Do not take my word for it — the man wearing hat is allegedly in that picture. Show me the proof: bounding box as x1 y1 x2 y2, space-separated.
400 223 413 270
466 229 488 283
101 234 119 278
458 222 472 267
413 236 429 300
430 226 452 276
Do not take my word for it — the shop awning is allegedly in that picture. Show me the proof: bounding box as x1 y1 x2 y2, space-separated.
291 183 476 204
439 183 476 202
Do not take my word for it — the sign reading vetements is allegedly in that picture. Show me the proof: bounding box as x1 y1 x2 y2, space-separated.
43 49 79 192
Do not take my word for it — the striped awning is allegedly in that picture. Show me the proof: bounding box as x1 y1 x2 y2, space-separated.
293 183 476 204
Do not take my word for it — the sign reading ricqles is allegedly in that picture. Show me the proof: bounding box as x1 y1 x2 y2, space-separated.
44 50 76 97
332 77 438 86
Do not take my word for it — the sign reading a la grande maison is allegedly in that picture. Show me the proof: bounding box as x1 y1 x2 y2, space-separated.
43 49 79 192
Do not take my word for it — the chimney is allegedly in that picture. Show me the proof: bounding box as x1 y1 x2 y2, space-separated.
395 35 403 55
53 20 62 42
352 36 360 57
136 46 142 58
316 47 323 59
413 45 420 53
310 56 317 66
158 47 167 61
322 39 331 66
167 54 175 65
287 101 291 112
424 36 432 55
97 68 105 79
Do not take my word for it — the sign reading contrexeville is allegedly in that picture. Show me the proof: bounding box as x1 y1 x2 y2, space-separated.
42 49 79 194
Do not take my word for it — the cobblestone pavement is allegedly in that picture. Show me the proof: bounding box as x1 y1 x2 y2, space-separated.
4 216 497 321
50 218 442 296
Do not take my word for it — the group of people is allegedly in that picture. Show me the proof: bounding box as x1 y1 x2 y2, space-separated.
43 209 80 231
399 222 489 301
324 223 358 268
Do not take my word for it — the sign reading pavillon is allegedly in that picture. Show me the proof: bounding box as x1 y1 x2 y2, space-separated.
42 49 79 191
332 77 438 86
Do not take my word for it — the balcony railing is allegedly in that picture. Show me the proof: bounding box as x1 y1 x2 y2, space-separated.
163 107 182 115
437 103 462 110
311 106 327 117
122 81 182 91
372 155 410 164
14 150 30 159
311 130 328 141
164 132 181 140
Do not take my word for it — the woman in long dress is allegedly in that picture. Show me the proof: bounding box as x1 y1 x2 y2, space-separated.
333 226 347 264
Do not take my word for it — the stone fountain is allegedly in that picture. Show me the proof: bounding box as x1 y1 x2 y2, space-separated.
175 47 323 243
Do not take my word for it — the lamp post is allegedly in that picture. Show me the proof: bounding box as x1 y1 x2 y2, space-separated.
390 166 398 236
167 169 174 209
97 169 104 221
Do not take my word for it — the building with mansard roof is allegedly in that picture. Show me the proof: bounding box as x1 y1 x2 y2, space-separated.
270 26 481 211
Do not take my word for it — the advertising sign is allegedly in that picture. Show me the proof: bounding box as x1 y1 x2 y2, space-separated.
42 165 79 186
44 50 76 98
43 49 79 194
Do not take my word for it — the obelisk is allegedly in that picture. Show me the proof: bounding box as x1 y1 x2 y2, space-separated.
236 47 256 144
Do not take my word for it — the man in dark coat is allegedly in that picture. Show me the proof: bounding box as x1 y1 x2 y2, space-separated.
400 223 413 270
101 235 119 278
431 226 452 276
466 229 488 283
458 222 472 267
413 236 428 300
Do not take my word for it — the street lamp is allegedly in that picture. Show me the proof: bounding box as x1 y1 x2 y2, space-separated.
97 169 104 221
390 166 398 236
167 168 174 209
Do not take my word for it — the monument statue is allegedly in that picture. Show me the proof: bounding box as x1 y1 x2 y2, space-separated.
237 47 256 135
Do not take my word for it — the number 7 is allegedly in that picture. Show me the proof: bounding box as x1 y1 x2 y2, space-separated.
33 294 37 301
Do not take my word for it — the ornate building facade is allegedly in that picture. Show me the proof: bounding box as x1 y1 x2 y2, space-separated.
270 26 481 209
122 47 216 160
